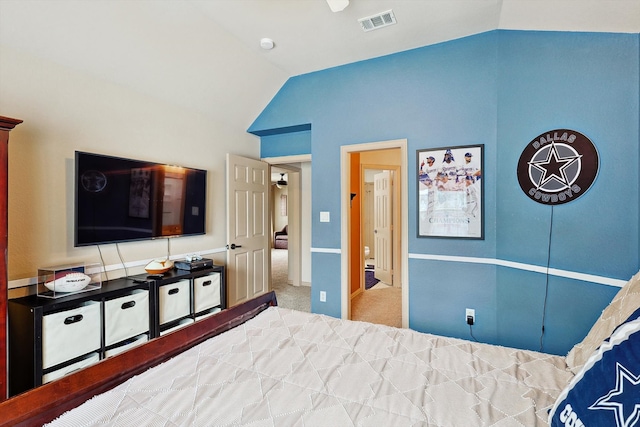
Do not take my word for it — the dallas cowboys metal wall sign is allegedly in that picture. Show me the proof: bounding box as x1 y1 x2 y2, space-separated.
517 129 599 205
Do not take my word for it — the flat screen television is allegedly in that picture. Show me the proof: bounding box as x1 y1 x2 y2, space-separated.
75 151 207 247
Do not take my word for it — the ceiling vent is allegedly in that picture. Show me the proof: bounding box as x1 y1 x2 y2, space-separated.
358 10 396 32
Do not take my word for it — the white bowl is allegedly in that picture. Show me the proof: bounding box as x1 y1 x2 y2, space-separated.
45 272 92 293
145 259 174 274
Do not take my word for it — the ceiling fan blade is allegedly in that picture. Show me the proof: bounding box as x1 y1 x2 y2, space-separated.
326 0 349 13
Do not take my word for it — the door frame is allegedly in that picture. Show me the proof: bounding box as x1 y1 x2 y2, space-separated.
340 139 409 327
271 165 300 287
262 155 309 289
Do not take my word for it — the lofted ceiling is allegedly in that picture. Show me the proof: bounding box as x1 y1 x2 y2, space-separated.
1 0 638 130
200 0 639 76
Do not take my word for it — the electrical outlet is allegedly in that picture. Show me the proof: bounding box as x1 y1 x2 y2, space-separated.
320 291 327 302
466 308 475 325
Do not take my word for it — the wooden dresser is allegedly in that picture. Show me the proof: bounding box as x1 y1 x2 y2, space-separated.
0 116 22 401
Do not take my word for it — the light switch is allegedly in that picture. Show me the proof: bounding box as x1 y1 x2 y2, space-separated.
320 211 330 222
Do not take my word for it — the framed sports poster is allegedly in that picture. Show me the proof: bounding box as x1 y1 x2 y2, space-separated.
417 144 484 239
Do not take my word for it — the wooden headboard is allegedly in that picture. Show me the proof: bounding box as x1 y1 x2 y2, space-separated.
0 291 277 427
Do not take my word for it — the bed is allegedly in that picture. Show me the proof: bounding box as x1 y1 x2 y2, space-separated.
2 270 640 427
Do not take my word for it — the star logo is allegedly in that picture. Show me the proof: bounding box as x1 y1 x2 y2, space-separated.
517 129 599 206
528 142 582 192
589 362 640 427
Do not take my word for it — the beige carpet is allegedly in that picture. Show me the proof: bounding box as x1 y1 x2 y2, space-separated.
271 249 401 328
351 286 402 328
271 249 310 312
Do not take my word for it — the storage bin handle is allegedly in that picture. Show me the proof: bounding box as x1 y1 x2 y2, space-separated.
121 301 136 310
202 280 212 287
168 288 180 295
64 314 83 325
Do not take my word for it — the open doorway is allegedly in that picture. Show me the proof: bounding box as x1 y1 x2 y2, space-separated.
351 166 402 327
362 167 400 288
270 166 291 305
340 139 409 328
269 164 310 312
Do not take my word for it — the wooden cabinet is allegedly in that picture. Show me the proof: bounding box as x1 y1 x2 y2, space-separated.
8 280 151 396
0 116 22 401
152 266 226 335
8 265 225 396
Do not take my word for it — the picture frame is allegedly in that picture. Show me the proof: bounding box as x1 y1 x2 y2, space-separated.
417 144 484 239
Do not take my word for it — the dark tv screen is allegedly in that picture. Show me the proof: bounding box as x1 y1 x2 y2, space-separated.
75 151 207 246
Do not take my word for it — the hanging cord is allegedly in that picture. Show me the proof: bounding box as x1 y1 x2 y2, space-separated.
469 324 478 342
96 244 109 282
539 205 554 352
116 243 128 278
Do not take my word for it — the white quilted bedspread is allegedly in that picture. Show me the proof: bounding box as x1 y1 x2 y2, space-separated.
47 307 573 426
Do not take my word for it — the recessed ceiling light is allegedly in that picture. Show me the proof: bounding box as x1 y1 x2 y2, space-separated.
260 38 274 50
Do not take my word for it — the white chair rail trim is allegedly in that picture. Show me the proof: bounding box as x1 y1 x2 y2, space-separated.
310 247 627 288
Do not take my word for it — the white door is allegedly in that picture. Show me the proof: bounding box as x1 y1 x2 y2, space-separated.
374 171 392 284
226 154 269 307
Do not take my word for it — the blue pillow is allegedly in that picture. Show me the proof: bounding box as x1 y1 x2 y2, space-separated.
549 308 640 427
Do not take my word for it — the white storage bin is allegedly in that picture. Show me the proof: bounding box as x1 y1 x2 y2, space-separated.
158 279 191 325
42 352 100 384
160 318 194 336
195 307 221 322
104 334 148 358
193 272 221 313
104 289 149 346
42 301 101 370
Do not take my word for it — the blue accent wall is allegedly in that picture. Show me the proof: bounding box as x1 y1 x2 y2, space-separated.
309 252 342 316
249 30 640 355
258 130 311 158
496 31 639 278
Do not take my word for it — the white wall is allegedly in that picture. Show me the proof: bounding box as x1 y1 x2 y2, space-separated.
0 45 260 286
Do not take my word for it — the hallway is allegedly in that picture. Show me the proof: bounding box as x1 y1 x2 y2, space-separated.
271 249 310 312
